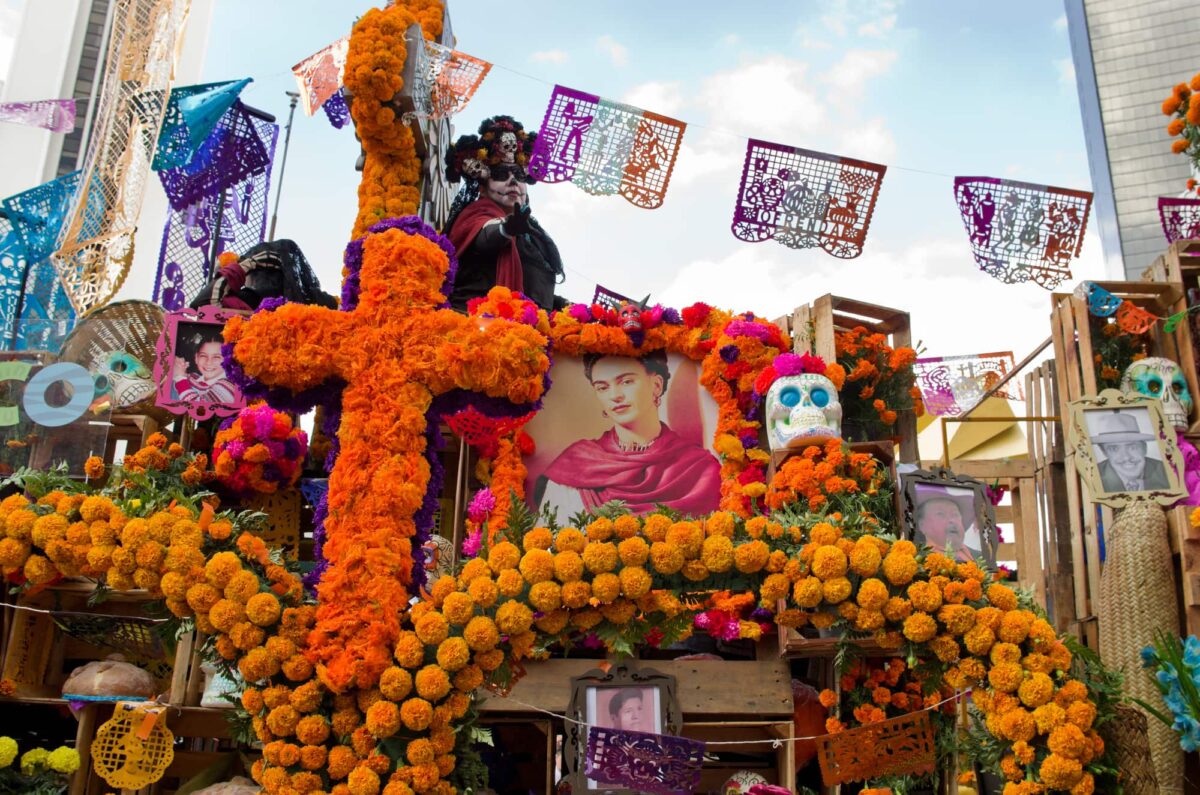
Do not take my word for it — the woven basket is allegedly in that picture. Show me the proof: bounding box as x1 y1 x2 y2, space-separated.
57 299 164 416
1097 500 1183 793
1108 705 1159 795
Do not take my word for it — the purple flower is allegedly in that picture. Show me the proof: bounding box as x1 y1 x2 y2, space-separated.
725 319 773 341
719 344 740 364
467 488 496 523
461 528 483 558
750 606 774 622
581 633 603 650
661 307 682 325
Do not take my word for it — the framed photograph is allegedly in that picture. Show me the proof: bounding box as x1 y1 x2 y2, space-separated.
525 351 722 523
153 305 247 420
564 664 680 794
1068 389 1187 508
902 467 997 566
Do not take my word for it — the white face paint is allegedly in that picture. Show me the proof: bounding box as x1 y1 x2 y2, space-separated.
765 373 842 451
1121 357 1193 431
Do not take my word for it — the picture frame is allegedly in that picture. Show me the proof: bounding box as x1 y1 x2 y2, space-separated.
1068 388 1188 508
153 305 247 420
901 466 998 566
564 664 681 794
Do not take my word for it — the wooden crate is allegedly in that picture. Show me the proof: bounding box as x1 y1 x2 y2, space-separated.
784 294 919 464
1140 238 1200 286
683 721 796 791
1 582 173 700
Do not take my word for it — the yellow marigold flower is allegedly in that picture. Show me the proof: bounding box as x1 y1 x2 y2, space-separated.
496 568 525 597
883 596 913 622
0 538 29 569
348 765 382 795
964 625 995 657
518 548 555 583
701 536 734 572
619 566 652 599
854 609 885 632
561 580 592 608
960 657 986 681
204 551 243 590
487 542 520 571
394 631 426 668
400 697 434 732
930 634 960 663
987 583 1018 611
629 514 664 544
905 581 941 613
649 541 684 574
990 642 1022 665
998 610 1033 644
1066 700 1096 731
549 551 583 583
589 572 619 604
811 546 848 580
988 661 1025 693
246 592 282 627
881 552 918 586
429 574 457 606
529 580 562 612
415 665 451 701
523 527 553 551
79 495 114 523
822 576 852 604
810 522 840 545
46 746 78 774
902 612 937 643
1039 752 1083 789
536 609 570 635
810 610 837 630
733 540 770 573
295 714 329 745
706 511 736 537
475 648 506 673
582 541 619 573
186 583 221 614
289 681 322 713
849 541 881 577
83 456 105 480
1018 672 1055 708
1048 723 1090 760
453 664 484 693
435 637 470 673
30 513 67 547
553 527 586 553
266 704 300 736
766 550 788 573
613 514 641 539
1054 679 1088 707
793 577 823 608
1029 617 1057 646
380 667 413 701
219 569 258 603
937 604 976 636
440 592 474 626
601 599 637 624
459 557 492 587
586 517 614 542
208 599 246 633
775 609 808 628
760 573 790 603
617 536 649 566
681 560 710 581
465 577 499 608
665 521 703 557
407 737 436 766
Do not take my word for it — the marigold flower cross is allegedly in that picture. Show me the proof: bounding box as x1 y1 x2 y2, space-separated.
225 216 551 692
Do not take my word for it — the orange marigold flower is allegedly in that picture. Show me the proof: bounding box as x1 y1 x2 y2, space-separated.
366 700 401 738
1039 752 1083 789
400 697 434 731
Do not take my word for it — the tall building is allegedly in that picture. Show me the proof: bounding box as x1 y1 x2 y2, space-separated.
0 0 214 299
1064 0 1200 279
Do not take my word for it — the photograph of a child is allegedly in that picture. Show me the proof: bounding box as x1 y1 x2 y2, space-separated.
171 322 241 405
526 351 721 523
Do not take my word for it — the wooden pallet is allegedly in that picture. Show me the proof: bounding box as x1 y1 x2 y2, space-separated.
1140 238 1200 287
780 294 919 464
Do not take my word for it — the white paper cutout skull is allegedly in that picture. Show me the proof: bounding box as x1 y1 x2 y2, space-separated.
765 373 842 451
1121 356 1193 431
723 771 767 795
498 132 518 163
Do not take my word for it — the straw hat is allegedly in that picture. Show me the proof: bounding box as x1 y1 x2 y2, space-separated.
1090 411 1154 444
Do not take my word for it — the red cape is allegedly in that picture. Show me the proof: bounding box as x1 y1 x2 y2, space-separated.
447 197 523 293
542 425 721 515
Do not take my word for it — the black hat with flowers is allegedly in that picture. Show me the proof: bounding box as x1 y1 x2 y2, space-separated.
445 115 537 184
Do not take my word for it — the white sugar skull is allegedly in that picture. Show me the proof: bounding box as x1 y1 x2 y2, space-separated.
1121 357 1193 431
723 771 767 795
497 132 519 163
765 373 842 451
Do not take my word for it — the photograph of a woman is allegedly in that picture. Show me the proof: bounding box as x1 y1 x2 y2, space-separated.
529 350 721 522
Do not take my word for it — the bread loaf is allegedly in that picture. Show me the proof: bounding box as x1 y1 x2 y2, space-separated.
61 657 156 698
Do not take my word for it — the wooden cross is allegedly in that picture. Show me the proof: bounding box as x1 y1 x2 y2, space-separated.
225 217 550 691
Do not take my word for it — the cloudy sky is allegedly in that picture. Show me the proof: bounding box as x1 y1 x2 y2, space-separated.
2 1 1110 363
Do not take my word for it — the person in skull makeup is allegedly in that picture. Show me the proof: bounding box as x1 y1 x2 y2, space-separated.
444 115 568 313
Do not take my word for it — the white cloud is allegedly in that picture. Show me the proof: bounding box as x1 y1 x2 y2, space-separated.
821 49 899 97
695 56 827 140
623 80 685 117
1055 57 1075 90
529 49 568 65
719 33 740 47
858 14 897 38
596 34 628 67
1053 14 1068 31
841 116 897 162
811 0 901 41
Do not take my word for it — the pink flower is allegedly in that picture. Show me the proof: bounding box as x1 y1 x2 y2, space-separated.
461 528 482 558
467 488 495 523
718 618 742 642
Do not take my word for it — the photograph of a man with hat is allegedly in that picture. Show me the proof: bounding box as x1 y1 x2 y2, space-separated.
1088 409 1170 493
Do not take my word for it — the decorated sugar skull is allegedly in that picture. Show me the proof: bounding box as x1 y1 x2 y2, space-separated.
765 372 842 451
1121 356 1193 431
618 301 643 333
723 771 767 795
497 131 518 163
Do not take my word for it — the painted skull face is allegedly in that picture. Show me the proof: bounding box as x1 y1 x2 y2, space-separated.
497 132 518 163
100 350 153 409
765 373 842 451
1122 357 1193 431
618 302 643 332
723 771 767 795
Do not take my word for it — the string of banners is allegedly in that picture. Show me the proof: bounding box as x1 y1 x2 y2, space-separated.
1074 280 1197 334
913 352 1022 417
0 99 75 133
